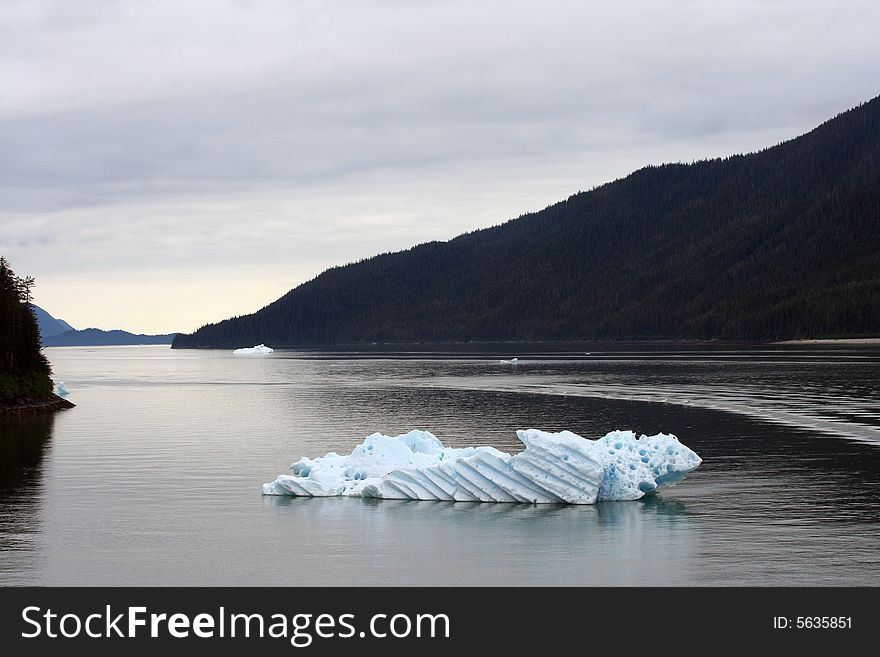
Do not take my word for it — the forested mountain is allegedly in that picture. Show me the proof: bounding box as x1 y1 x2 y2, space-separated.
0 258 53 400
174 95 880 348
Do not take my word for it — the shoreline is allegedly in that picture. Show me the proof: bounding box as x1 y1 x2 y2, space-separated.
773 338 880 345
170 337 880 351
0 393 75 418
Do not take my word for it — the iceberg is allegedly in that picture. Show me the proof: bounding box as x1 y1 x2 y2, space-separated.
233 344 274 356
56 381 69 396
262 429 701 504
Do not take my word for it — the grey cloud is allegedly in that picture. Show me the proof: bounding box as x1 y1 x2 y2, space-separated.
2 0 876 212
1 0 878 331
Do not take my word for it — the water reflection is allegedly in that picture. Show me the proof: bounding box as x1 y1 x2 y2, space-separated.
260 494 696 585
264 494 689 519
0 417 54 584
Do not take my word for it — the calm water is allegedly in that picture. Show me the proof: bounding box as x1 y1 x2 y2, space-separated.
1 344 879 586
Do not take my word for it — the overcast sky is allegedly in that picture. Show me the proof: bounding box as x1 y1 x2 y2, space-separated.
2 0 878 334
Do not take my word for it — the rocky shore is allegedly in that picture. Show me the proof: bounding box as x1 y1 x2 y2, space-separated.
0 394 75 418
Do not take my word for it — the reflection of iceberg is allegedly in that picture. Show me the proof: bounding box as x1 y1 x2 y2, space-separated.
262 429 701 504
233 344 274 356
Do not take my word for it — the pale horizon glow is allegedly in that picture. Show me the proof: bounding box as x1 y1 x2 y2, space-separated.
2 1 879 334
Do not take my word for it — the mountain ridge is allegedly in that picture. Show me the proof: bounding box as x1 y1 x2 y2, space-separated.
33 305 175 346
43 328 175 347
32 304 74 338
173 95 880 348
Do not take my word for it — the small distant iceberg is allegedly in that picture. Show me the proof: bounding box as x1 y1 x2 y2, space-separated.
262 429 701 504
233 344 274 356
500 357 519 364
56 381 69 396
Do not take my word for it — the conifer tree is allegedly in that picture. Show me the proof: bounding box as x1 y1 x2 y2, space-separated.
0 257 53 400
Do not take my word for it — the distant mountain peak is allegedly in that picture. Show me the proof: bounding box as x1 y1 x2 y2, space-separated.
31 304 74 338
42 328 176 347
32 305 176 346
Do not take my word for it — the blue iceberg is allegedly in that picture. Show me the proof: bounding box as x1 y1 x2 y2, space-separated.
262 429 701 504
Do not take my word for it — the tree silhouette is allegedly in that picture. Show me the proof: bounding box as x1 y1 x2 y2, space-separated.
0 257 53 400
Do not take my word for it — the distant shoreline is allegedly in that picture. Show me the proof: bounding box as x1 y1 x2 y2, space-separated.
169 337 880 352
773 338 880 345
0 394 75 418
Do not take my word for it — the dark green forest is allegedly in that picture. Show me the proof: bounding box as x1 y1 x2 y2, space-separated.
174 95 880 348
0 257 53 400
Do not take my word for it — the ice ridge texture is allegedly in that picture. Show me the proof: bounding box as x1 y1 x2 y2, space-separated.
262 429 701 504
